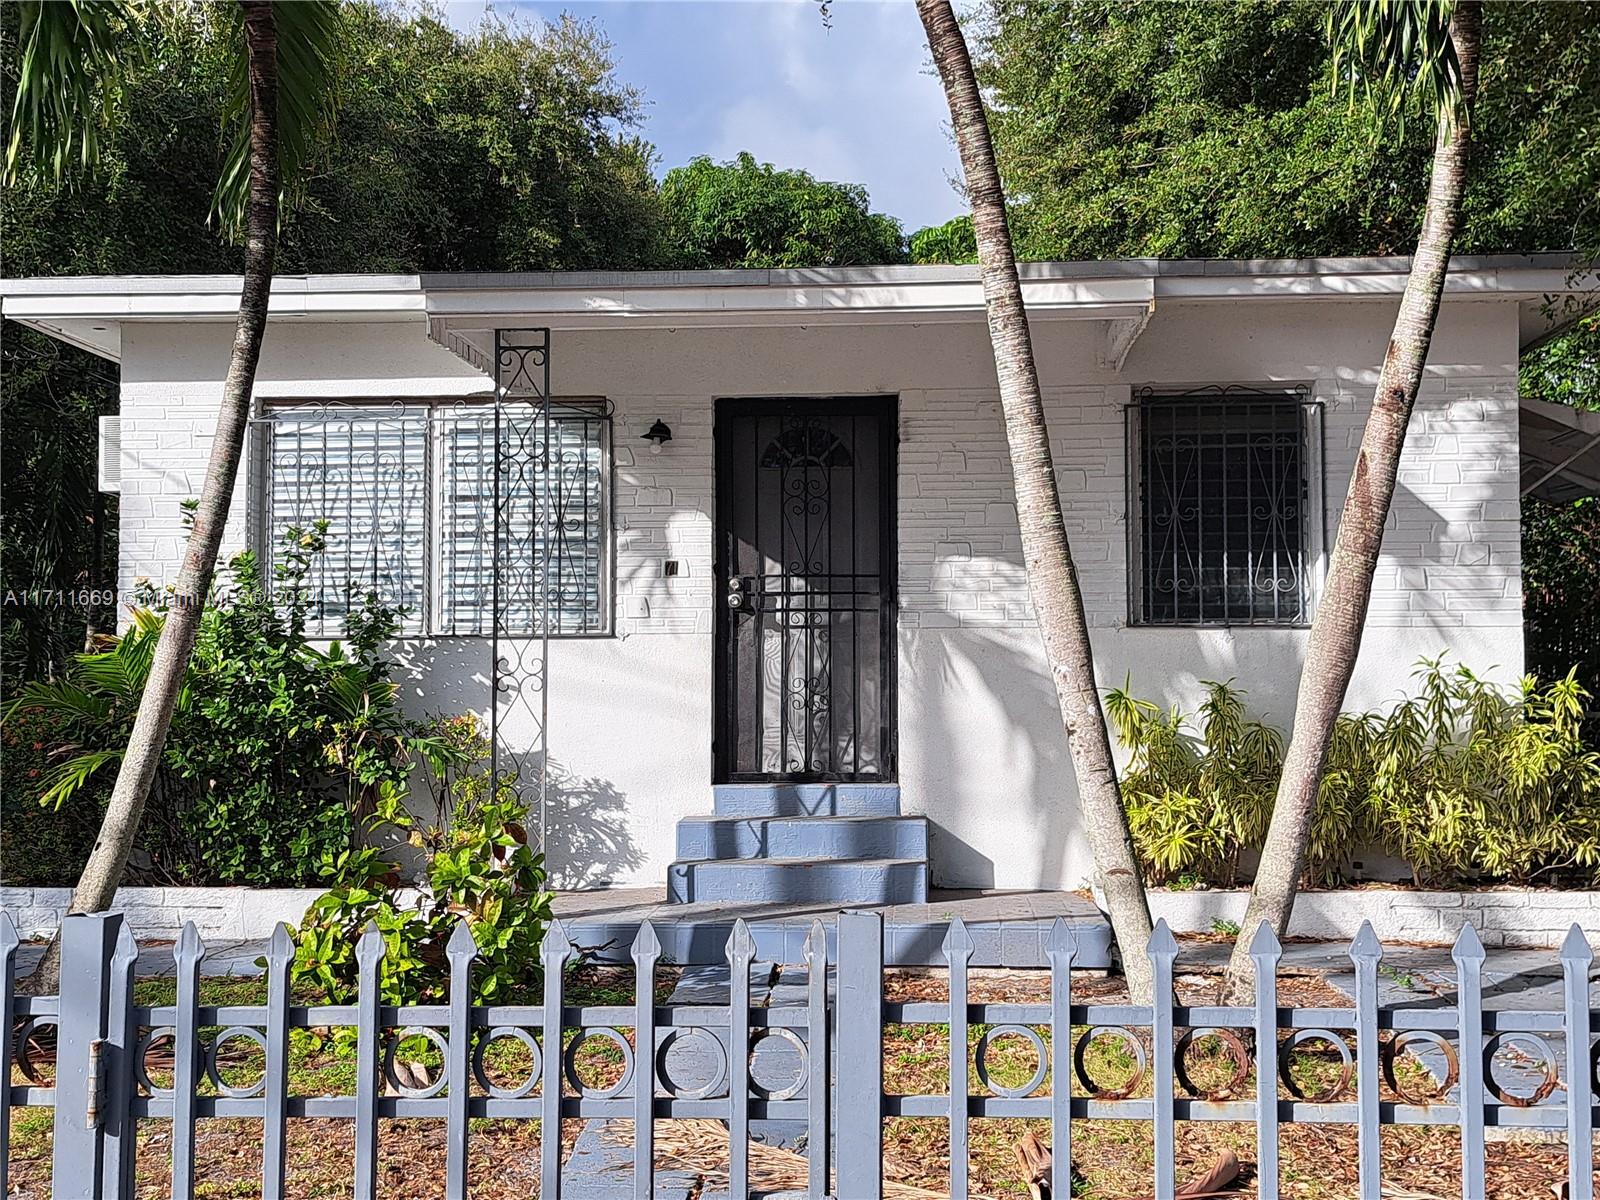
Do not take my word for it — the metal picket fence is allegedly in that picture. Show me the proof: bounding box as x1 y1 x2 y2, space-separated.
3 907 1596 1200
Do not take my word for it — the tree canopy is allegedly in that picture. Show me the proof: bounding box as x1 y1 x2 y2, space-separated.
906 0 1598 263
660 152 907 269
1 3 915 678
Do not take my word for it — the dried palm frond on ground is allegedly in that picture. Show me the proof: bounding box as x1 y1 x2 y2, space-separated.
1012 1131 1244 1200
613 1118 990 1200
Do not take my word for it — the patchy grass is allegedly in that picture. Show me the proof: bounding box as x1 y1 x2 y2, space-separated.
5 963 1583 1199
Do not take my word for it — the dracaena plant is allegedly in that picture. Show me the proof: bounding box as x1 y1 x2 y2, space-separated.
1111 658 1600 890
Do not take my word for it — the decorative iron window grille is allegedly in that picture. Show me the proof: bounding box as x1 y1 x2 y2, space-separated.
256 400 611 637
1127 386 1323 627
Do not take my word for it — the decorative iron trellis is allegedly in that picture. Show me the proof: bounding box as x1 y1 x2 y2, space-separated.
493 328 552 855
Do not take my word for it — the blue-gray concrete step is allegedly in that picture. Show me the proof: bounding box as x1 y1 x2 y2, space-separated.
676 815 927 862
712 783 900 818
667 857 928 906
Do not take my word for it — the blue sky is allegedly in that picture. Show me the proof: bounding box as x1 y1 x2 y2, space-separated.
441 0 965 232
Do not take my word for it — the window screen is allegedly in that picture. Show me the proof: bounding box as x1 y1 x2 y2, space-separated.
436 405 610 635
266 405 428 633
263 402 610 636
1131 388 1317 626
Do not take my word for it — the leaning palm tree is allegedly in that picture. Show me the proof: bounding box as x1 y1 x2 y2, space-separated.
1227 0 1483 995
6 0 341 988
915 0 1156 1002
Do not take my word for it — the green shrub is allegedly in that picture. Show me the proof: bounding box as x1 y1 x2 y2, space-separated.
3 523 451 886
1108 679 1280 886
1110 659 1600 888
0 705 105 884
287 714 554 1010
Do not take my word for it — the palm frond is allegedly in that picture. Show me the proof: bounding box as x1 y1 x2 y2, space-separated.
5 681 114 727
37 747 124 809
1327 0 1465 131
211 0 344 236
4 0 143 186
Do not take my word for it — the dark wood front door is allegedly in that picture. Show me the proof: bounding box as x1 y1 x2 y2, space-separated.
714 398 897 782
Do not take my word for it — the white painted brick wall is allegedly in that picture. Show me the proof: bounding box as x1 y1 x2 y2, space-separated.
893 376 1521 635
112 325 1522 645
1146 887 1600 948
7 885 1593 948
609 394 714 636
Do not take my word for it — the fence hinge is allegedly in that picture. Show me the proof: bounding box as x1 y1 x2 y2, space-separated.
87 1037 107 1129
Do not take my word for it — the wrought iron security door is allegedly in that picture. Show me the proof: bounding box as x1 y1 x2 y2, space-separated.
715 398 896 782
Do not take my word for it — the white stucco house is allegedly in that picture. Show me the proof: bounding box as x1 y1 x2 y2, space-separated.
3 255 1587 904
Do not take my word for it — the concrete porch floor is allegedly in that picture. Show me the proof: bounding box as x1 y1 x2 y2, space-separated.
551 886 1114 967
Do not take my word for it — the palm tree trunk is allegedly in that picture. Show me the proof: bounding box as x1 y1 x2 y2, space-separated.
1226 2 1482 997
915 0 1155 1002
25 1 280 993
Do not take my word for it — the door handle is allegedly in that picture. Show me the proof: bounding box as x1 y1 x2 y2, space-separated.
727 576 751 609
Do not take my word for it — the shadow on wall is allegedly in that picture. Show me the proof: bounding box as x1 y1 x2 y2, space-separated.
384 638 643 891
543 756 644 889
908 473 1491 891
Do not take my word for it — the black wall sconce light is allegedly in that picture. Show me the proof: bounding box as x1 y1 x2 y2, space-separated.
642 419 673 454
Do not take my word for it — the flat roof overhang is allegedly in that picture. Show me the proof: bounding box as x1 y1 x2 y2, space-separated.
1 253 1588 366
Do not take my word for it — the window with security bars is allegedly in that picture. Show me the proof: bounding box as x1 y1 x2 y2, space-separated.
435 406 610 636
1129 388 1320 626
261 402 611 636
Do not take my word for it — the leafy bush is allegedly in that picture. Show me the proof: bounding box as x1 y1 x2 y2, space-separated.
287 714 554 1009
1110 659 1600 888
0 705 105 884
4 524 449 886
1108 680 1281 886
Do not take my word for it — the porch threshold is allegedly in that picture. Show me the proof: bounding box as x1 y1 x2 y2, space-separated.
551 886 1113 968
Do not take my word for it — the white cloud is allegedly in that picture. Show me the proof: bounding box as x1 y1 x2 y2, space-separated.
446 0 965 230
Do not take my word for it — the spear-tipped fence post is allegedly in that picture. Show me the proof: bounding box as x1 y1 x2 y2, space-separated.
354 922 385 1200
727 920 755 1200
1 912 18 1188
632 921 662 1200
1249 920 1283 1200
1349 922 1383 1200
1561 924 1594 1200
52 912 126 1200
172 922 207 1200
1047 917 1076 1192
541 921 573 1200
262 924 294 1200
1451 923 1486 1200
1148 920 1179 1199
445 920 478 1200
944 918 974 1200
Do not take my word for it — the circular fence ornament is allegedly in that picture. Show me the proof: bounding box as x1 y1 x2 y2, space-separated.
472 1026 542 1099
975 1025 1049 1099
1380 1030 1458 1104
13 1017 59 1086
383 1027 451 1099
134 1026 179 1097
655 1027 728 1101
1073 1026 1147 1099
1278 1028 1354 1103
563 1027 635 1100
747 1028 809 1101
1174 1028 1252 1101
205 1025 270 1098
1483 1032 1560 1106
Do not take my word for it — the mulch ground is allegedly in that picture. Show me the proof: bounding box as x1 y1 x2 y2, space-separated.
5 965 1590 1199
